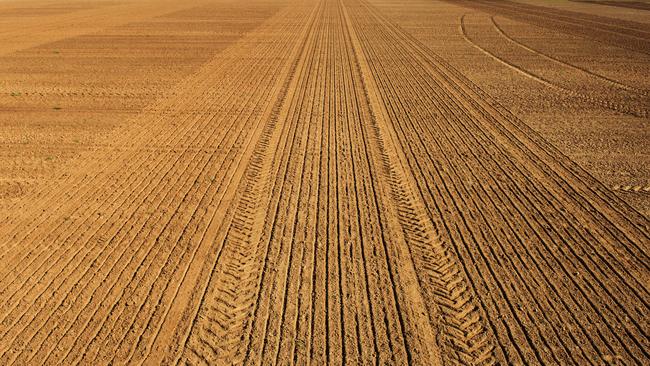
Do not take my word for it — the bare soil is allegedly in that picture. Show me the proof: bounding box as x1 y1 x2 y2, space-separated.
0 0 648 364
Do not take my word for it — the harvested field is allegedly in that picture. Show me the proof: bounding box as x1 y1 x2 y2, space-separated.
0 0 648 364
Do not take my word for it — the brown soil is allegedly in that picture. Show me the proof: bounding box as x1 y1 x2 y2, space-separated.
0 0 648 364
571 0 650 11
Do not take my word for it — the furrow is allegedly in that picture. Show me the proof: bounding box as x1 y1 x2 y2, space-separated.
176 4 322 364
490 15 648 96
460 14 648 118
0 4 315 364
342 1 499 364
448 0 650 56
343 0 649 363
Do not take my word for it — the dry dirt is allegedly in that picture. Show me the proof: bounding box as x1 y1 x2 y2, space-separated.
0 0 648 364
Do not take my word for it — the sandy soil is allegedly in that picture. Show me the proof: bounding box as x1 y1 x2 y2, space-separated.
0 0 648 364
373 0 650 216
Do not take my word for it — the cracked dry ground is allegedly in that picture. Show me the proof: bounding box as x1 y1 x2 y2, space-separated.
0 0 648 364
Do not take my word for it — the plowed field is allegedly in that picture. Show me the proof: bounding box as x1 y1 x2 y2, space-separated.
0 0 648 364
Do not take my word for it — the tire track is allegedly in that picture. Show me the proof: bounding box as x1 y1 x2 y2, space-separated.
163 4 323 364
343 2 499 364
612 184 650 193
132 7 320 364
184 1 442 363
187 10 335 362
0 2 314 364
490 15 649 97
447 0 650 56
344 0 649 363
460 14 648 118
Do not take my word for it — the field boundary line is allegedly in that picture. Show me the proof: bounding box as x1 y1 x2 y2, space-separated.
0 0 215 57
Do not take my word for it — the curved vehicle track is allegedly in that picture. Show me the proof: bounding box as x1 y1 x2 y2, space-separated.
447 0 650 55
0 0 648 364
489 15 647 96
459 13 650 118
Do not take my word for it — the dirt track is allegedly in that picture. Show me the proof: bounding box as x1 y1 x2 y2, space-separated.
0 0 648 364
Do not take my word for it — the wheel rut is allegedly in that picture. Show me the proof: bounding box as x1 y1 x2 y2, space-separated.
343 2 499 364
1 0 648 364
460 14 649 118
343 0 649 363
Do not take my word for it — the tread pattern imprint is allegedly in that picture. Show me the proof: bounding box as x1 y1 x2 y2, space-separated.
0 0 648 365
